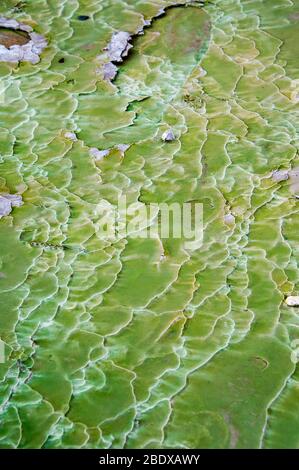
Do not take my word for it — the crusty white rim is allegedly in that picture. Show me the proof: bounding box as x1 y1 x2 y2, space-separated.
0 16 47 64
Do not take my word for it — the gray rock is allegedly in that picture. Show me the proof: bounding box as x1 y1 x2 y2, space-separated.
272 170 289 182
90 147 110 161
116 144 130 153
64 131 77 141
224 213 235 225
106 31 132 63
285 296 299 307
162 129 176 142
0 17 47 64
103 62 118 81
0 193 23 217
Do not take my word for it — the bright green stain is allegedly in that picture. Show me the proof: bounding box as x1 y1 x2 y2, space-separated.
0 0 299 449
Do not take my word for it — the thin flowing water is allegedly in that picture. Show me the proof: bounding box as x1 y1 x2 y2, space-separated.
0 0 298 449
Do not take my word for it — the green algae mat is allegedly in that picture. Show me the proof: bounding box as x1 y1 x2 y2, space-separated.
0 0 299 449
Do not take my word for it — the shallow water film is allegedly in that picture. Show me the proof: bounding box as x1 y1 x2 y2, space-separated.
0 0 299 449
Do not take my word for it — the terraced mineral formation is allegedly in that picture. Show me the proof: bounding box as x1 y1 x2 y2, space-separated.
0 0 298 449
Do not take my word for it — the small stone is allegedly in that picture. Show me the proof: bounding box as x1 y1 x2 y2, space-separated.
162 129 176 142
285 296 299 307
224 213 235 225
90 147 110 161
116 144 130 153
103 62 118 81
64 131 77 141
272 170 289 182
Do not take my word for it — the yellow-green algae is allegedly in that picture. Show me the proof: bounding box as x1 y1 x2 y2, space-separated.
0 0 298 449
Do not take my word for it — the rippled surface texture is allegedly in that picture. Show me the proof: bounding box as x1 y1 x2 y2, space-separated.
0 0 299 449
